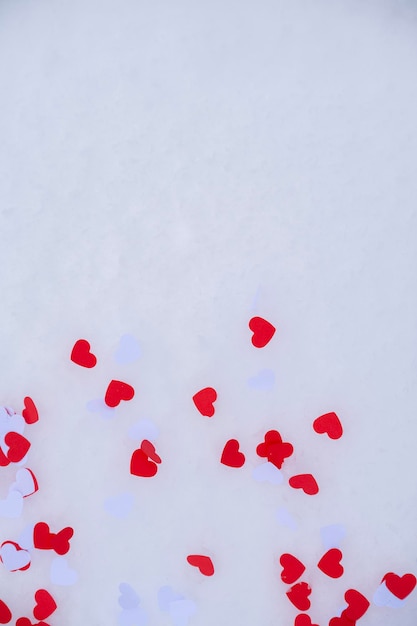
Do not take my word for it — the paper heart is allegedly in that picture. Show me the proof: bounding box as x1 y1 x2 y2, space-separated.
157 586 184 611
221 439 245 468
5 432 31 463
286 582 312 612
249 316 276 348
86 398 116 419
169 598 197 626
104 493 134 518
118 583 140 609
382 572 416 600
33 523 73 555
128 419 159 442
0 448 10 466
313 412 343 440
256 430 293 469
280 553 306 584
70 339 97 368
342 589 369 621
130 449 158 477
140 440 161 463
33 590 57 621
328 616 354 626
289 474 319 495
276 506 297 530
0 491 23 518
11 468 39 498
52 527 74 555
320 524 346 550
0 408 25 440
18 524 35 551
50 557 78 586
252 462 284 484
192 387 217 417
373 581 406 607
0 599 11 624
114 334 141 364
294 615 319 626
15 620 48 626
105 380 135 407
317 549 344 578
0 541 31 571
118 606 148 626
22 397 39 425
187 554 214 576
247 368 275 390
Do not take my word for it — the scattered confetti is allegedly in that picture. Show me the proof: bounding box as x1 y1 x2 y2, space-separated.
248 316 276 348
295 615 318 626
70 339 97 368
10 468 38 498
22 397 39 425
186 554 214 576
313 412 343 440
0 541 31 571
317 549 344 578
0 599 12 624
105 380 135 408
33 589 57 621
289 474 319 496
373 581 406 607
280 553 306 584
256 430 293 469
382 572 416 600
192 387 217 417
220 439 245 468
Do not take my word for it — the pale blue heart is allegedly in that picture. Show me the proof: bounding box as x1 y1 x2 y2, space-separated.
50 557 78 585
158 586 184 611
247 369 275 390
275 506 297 530
104 493 134 518
252 462 284 484
169 598 197 626
86 398 116 419
128 419 159 442
118 607 147 626
373 582 405 608
118 583 140 609
115 334 141 364
320 523 346 549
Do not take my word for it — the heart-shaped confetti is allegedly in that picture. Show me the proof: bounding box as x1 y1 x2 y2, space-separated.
373 581 406 607
289 474 319 495
249 316 276 348
320 524 346 550
33 523 73 555
50 557 78 586
256 430 293 469
128 419 159 442
33 590 57 621
276 506 297 530
192 387 217 417
118 583 140 610
169 598 197 626
86 398 116 419
342 589 370 621
18 523 35 551
186 554 214 576
0 491 23 518
4 432 31 463
280 553 306 584
130 449 158 477
0 541 31 571
317 549 344 578
10 468 39 498
220 439 245 468
105 380 135 408
140 440 161 463
104 493 134 518
114 334 141 364
0 448 10 466
157 586 184 611
313 412 343 440
382 572 416 600
294 615 319 626
70 339 97 368
328 616 354 626
252 462 284 484
0 599 12 624
286 582 312 612
22 397 39 425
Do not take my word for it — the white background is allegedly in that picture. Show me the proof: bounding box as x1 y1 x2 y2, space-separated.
0 1 416 624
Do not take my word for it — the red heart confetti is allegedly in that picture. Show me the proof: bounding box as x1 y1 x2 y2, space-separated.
5 432 31 463
0 599 11 624
192 387 217 417
294 615 319 626
33 590 57 621
328 616 355 626
220 439 245 468
289 473 319 495
186 554 215 576
382 572 417 600
256 430 293 469
286 582 312 612
70 339 97 368
342 589 370 621
105 380 135 407
313 412 343 440
280 553 306 584
0 448 10 467
33 523 73 555
22 397 39 425
130 448 158 477
52 527 74 556
0 541 31 571
317 549 344 578
249 316 276 348
140 440 161 464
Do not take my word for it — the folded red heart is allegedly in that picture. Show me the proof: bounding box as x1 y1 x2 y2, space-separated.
22 397 39 425
317 549 344 579
33 522 74 556
286 582 312 612
256 430 294 469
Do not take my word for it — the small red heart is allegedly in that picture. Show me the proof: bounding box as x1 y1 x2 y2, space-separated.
294 615 319 626
105 380 135 407
221 439 245 468
280 553 306 584
16 620 49 626
52 526 74 556
249 316 276 348
33 590 57 621
286 582 312 612
313 412 343 440
0 599 11 624
317 549 344 578
289 474 319 496
256 430 294 469
186 554 214 576
342 589 369 621
328 616 354 626
130 449 158 477
22 397 39 425
33 523 54 550
192 387 217 417
5 432 31 463
140 440 161 464
0 448 10 466
382 572 417 600
70 339 97 368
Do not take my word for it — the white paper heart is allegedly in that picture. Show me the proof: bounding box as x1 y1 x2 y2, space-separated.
10 467 38 497
0 490 23 518
252 462 284 484
0 541 31 571
373 582 406 607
